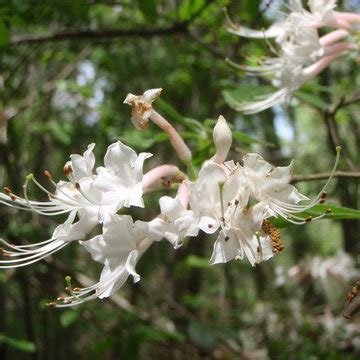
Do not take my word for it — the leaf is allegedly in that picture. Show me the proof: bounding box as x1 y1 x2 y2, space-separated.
137 0 157 23
245 0 261 19
60 310 79 328
179 0 205 22
0 20 9 48
184 255 209 268
232 130 275 147
0 334 36 353
295 91 328 110
222 86 274 110
118 130 167 150
271 203 360 228
156 98 205 134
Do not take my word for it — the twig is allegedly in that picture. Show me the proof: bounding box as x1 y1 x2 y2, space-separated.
324 91 360 171
327 91 360 116
10 24 188 46
291 171 360 183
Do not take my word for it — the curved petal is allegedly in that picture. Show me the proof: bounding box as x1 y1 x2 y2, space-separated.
70 143 95 181
126 249 141 283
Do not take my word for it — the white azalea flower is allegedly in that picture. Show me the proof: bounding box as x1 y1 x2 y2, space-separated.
233 50 350 114
210 203 274 266
94 141 152 214
226 0 358 113
55 214 155 306
0 141 151 267
241 151 339 224
187 162 275 265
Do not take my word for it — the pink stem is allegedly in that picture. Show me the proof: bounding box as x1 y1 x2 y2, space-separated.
334 11 360 24
142 165 180 193
320 29 349 47
324 42 352 56
303 51 347 80
176 182 189 209
150 110 192 163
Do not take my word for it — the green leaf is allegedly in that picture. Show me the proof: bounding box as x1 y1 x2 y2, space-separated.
118 130 167 150
0 20 9 48
184 255 209 268
179 0 205 22
60 310 79 328
156 98 205 134
245 0 261 18
271 203 360 228
137 0 157 23
233 130 275 147
222 86 274 110
295 91 328 110
0 334 36 353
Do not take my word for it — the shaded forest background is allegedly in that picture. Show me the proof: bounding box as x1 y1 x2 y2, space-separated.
0 0 359 359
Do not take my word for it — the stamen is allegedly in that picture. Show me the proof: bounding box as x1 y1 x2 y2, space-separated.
44 170 53 180
63 164 73 176
3 187 12 194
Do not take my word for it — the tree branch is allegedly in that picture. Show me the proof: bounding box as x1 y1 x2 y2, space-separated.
324 91 360 171
10 24 189 45
291 171 360 183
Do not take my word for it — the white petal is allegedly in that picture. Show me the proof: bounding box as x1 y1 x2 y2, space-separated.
52 210 78 241
104 141 138 176
134 218 165 242
209 231 239 264
126 250 141 283
242 153 273 177
143 88 162 104
70 143 95 181
159 196 185 221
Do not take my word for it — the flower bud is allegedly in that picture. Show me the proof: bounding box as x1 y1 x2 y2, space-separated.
211 115 232 164
124 88 162 130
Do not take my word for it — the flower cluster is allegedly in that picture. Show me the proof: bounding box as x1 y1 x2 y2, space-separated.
227 0 360 113
0 89 340 307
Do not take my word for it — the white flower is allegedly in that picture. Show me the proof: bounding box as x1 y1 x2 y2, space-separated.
241 153 334 224
123 88 162 130
187 161 235 234
0 141 151 267
93 141 152 215
232 50 349 114
56 214 155 306
187 161 275 265
226 0 357 113
210 203 274 266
